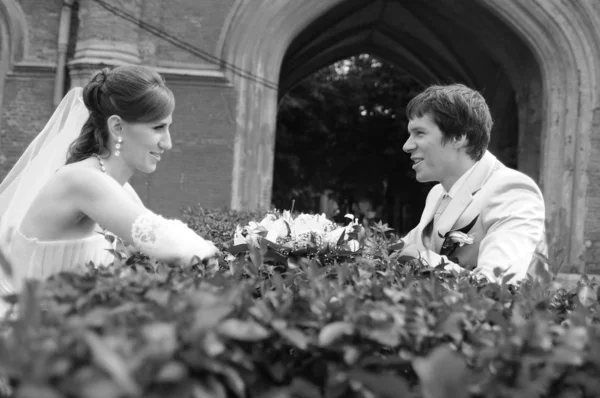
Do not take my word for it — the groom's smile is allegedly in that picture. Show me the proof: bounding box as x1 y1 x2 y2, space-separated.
411 157 424 169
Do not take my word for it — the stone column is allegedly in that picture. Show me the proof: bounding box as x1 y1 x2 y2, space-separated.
68 0 142 87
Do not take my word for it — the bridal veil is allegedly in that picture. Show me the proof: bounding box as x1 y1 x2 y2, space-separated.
0 88 88 244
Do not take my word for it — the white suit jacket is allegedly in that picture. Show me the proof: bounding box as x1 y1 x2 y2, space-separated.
402 151 546 282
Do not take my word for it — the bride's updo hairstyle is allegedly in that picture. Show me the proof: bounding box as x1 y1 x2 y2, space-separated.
66 65 175 164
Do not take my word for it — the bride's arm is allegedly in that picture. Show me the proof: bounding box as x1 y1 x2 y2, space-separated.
61 167 218 265
123 182 144 207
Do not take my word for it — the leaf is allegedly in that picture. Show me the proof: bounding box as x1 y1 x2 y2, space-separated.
387 241 405 252
67 367 125 398
248 243 264 267
83 332 140 396
363 326 400 347
397 255 419 264
156 361 188 382
551 346 583 366
501 272 517 285
0 337 15 371
141 322 178 358
335 229 346 246
437 312 466 343
228 244 249 255
217 318 270 341
290 378 321 398
193 377 228 398
192 303 234 333
273 324 310 350
578 285 597 307
144 288 171 306
16 383 66 398
318 321 354 346
485 308 509 332
0 245 12 278
347 369 410 398
14 281 41 343
202 332 225 357
412 345 468 398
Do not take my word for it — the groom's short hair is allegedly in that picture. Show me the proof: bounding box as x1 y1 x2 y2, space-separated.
406 84 492 161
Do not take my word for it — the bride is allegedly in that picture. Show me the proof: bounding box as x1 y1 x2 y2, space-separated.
0 65 219 302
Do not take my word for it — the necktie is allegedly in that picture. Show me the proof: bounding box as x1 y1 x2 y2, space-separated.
423 194 452 251
433 194 451 230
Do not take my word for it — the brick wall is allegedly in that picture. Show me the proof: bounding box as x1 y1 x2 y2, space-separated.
584 109 600 274
18 0 61 62
139 0 236 66
0 0 60 178
0 74 56 178
129 79 237 218
78 0 141 43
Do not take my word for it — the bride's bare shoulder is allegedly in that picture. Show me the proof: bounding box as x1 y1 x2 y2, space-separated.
51 160 115 192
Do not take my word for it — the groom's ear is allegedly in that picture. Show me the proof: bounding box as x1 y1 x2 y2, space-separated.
106 115 123 139
454 134 469 149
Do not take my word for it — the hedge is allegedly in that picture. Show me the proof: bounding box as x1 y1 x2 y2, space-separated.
0 207 598 398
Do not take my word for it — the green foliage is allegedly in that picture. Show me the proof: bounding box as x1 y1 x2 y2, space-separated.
181 205 266 250
1 217 600 398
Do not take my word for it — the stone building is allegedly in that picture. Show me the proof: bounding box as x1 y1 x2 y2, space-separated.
1 0 600 272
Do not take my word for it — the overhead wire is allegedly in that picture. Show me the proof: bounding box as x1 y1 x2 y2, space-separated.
89 0 279 90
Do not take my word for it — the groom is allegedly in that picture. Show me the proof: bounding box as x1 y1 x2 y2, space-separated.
399 84 546 283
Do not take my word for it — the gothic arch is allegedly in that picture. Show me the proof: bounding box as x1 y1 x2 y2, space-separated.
220 0 600 267
0 0 29 129
0 0 29 67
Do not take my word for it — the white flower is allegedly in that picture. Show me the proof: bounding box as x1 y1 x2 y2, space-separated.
347 239 360 252
265 218 290 242
233 225 246 246
293 213 335 238
324 226 346 245
447 231 474 246
259 213 278 229
245 220 262 232
234 210 361 253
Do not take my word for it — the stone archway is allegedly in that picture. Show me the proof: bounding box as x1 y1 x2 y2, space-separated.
0 0 28 67
0 0 29 162
220 0 600 269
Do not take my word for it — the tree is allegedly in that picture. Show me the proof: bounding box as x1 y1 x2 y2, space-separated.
274 54 432 232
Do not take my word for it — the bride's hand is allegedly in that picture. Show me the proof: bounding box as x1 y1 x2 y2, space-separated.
196 237 221 260
202 255 220 269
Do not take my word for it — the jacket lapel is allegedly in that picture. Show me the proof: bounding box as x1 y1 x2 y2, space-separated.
420 190 444 250
432 151 498 252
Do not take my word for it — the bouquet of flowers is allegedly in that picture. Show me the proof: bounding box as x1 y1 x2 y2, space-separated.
227 210 364 263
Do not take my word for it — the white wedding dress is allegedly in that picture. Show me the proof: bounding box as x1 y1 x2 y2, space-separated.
0 88 217 314
0 88 116 310
0 229 114 294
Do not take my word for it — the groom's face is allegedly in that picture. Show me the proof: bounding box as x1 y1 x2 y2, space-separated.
404 113 459 185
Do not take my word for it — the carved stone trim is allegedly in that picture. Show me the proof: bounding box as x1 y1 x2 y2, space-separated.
0 0 29 65
67 59 230 88
6 61 56 77
219 0 600 269
154 66 230 86
70 39 141 66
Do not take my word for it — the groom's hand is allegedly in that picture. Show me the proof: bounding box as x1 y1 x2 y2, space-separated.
399 243 427 259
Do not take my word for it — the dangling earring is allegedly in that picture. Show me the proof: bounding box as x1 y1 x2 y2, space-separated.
115 136 123 157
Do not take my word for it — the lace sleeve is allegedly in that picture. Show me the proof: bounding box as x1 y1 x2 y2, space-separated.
131 213 219 264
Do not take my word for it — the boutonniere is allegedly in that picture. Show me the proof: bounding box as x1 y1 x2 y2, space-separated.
438 215 479 257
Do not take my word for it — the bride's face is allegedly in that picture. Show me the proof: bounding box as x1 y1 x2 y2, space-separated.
119 114 173 173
